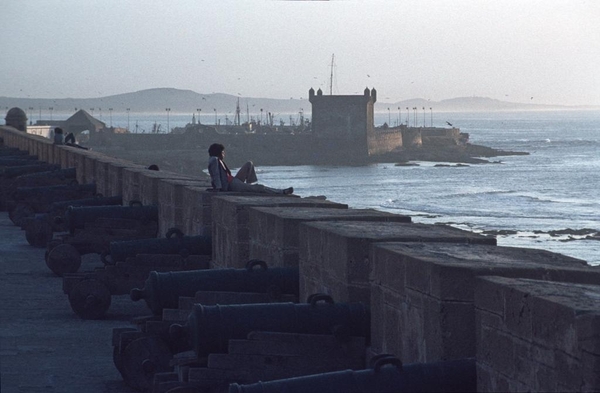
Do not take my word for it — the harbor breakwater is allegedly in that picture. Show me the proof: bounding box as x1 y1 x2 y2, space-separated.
1 123 598 392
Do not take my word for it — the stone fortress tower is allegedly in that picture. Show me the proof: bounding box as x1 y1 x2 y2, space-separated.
309 87 403 157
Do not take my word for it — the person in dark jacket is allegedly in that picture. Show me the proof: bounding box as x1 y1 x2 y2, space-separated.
207 143 293 195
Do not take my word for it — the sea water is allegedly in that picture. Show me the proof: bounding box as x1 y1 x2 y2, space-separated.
253 110 600 266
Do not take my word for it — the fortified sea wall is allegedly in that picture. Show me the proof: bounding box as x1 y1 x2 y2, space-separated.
1 123 598 392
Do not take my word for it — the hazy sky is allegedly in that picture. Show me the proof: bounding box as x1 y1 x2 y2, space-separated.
2 0 599 106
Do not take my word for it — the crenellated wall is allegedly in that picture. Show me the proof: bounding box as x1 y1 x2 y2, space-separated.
1 123 598 392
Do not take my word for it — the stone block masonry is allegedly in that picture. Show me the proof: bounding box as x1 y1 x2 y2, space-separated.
211 195 348 269
475 276 600 392
249 206 410 269
299 221 496 306
369 242 600 366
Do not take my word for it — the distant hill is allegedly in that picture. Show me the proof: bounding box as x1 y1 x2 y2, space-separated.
1 88 595 116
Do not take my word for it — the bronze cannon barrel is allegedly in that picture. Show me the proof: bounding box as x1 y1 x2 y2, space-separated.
130 260 299 315
65 204 158 233
13 167 77 188
0 156 40 166
0 163 60 178
8 183 97 226
13 183 97 203
0 148 28 157
228 357 476 393
24 196 124 247
49 195 123 217
105 230 211 265
169 296 370 358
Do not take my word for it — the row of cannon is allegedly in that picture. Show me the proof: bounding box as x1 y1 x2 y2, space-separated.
1 144 477 392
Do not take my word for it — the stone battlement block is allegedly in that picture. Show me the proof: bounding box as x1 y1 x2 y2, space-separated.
299 221 496 305
212 195 347 268
475 276 600 392
249 207 411 268
158 178 209 236
369 242 599 366
181 186 218 237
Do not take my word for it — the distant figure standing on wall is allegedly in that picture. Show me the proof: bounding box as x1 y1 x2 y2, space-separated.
207 143 293 195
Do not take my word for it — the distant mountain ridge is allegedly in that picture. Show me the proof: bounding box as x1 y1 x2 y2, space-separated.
1 88 595 115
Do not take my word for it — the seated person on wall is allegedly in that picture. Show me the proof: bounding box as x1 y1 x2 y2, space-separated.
207 143 293 195
64 132 90 150
53 127 64 145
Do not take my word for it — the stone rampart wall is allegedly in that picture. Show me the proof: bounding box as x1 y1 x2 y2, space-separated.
367 129 402 155
1 124 598 392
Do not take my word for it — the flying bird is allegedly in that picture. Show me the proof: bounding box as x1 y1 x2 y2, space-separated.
446 121 453 127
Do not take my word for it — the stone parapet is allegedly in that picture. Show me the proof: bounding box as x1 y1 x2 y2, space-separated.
211 195 347 269
249 206 410 269
0 125 210 239
299 221 496 306
369 242 600 365
475 276 600 392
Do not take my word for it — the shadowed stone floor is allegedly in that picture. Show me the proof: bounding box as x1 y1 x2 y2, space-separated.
0 213 149 393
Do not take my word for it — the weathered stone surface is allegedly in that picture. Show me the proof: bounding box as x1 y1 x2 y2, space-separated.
299 221 496 305
181 186 214 237
475 276 600 392
249 206 410 268
369 242 599 365
157 178 208 236
212 195 347 268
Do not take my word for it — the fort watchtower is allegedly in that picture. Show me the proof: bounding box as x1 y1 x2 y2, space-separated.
309 87 377 156
308 87 403 157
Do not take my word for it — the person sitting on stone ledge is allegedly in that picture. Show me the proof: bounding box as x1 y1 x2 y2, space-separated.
58 130 90 150
207 143 293 195
53 127 64 145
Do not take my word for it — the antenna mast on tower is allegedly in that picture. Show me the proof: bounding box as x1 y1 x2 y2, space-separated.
329 54 335 95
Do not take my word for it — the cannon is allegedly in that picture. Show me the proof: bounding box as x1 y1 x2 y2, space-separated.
24 195 123 247
14 167 77 187
228 356 476 393
169 294 370 358
65 204 158 234
0 164 62 210
130 259 299 315
0 163 60 179
62 254 211 320
8 183 97 226
103 228 211 265
0 156 40 166
44 203 159 276
3 168 79 216
0 147 29 157
117 295 368 391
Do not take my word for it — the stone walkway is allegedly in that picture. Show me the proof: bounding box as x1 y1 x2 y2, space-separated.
0 213 148 393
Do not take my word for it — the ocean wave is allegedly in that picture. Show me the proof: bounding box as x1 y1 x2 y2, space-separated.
442 189 513 198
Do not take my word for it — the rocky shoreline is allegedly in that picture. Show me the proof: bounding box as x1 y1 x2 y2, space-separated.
385 143 529 165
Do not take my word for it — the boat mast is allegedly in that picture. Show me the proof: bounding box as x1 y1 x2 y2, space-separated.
235 98 241 126
329 53 335 95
